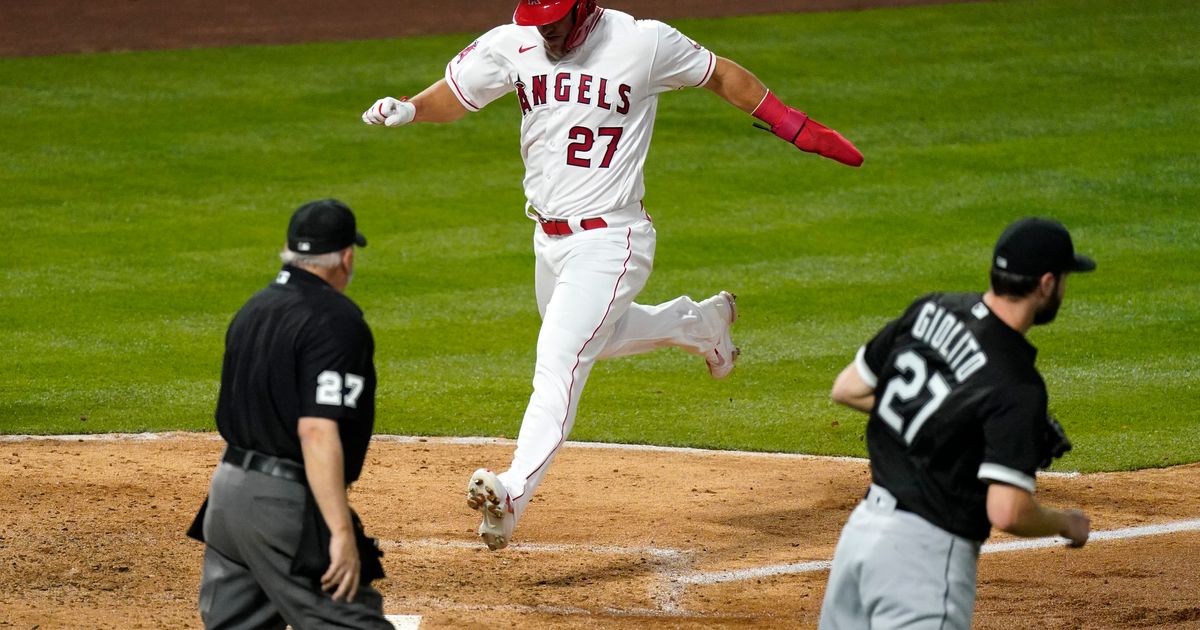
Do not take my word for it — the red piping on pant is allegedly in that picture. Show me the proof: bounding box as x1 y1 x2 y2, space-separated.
512 227 634 501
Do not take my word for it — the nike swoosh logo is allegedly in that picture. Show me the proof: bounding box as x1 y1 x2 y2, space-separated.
519 45 537 54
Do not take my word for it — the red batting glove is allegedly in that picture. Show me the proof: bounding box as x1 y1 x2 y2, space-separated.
752 92 863 167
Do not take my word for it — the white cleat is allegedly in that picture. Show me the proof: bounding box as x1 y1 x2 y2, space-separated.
466 468 514 551
701 291 739 379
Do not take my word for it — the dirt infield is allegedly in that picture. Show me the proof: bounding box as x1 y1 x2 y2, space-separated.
1 434 1198 628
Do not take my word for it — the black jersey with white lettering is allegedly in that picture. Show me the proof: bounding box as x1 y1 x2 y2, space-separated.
855 292 1047 541
215 265 376 483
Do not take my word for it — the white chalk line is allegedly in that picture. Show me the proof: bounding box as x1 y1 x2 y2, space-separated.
0 431 191 442
676 517 1200 586
381 594 738 620
980 517 1200 553
381 537 687 558
676 559 833 585
281 519 1200 623
0 432 1082 476
380 537 698 615
356 516 1200 619
0 432 859 462
376 518 1200 611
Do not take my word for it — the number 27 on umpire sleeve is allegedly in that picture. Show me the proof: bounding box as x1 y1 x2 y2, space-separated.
316 370 365 408
877 350 950 444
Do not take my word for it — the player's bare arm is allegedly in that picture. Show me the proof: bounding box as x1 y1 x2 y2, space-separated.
986 482 1091 547
410 80 469 123
703 57 769 113
830 361 874 413
299 417 361 602
361 79 468 127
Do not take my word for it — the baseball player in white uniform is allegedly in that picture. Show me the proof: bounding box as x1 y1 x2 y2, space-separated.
363 0 863 550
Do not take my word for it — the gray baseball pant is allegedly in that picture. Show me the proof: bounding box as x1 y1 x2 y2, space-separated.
818 484 981 630
199 462 392 630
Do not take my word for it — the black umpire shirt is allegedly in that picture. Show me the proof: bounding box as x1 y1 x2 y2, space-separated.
215 264 376 484
856 292 1048 542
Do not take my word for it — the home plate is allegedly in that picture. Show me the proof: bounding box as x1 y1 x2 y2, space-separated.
386 614 422 629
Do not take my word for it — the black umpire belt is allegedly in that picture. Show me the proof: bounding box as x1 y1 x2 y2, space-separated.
223 445 306 484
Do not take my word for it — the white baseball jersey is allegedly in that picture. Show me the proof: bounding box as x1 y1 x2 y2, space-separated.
445 9 716 218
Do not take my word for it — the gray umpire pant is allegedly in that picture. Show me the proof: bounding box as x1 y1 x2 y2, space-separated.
199 462 392 630
818 484 982 630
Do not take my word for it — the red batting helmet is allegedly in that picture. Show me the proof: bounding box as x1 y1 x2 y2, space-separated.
513 0 600 52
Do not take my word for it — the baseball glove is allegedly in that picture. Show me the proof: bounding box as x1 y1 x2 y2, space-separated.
1039 413 1073 470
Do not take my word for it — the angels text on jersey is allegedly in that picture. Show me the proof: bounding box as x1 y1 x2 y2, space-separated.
514 73 633 117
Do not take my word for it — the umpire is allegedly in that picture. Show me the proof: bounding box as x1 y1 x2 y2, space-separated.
188 199 392 629
819 217 1094 629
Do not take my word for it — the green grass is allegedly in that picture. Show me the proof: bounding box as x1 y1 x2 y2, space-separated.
2 0 1197 472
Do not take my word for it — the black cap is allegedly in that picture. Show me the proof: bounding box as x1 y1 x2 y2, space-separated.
286 199 367 255
992 217 1095 276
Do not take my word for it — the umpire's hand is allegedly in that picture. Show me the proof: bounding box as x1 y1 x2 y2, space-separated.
300 417 363 602
322 529 361 602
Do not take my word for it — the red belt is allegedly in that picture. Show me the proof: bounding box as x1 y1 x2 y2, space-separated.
538 217 608 236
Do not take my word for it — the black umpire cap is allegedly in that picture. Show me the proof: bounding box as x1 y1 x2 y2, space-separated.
287 199 367 254
992 217 1096 276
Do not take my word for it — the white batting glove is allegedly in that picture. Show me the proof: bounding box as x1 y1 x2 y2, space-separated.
362 96 415 127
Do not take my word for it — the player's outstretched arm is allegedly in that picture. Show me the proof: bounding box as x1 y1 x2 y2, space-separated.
362 79 469 127
704 56 864 167
986 482 1090 547
703 56 770 114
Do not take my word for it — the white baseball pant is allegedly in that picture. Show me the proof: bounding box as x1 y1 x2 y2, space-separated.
496 206 728 524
